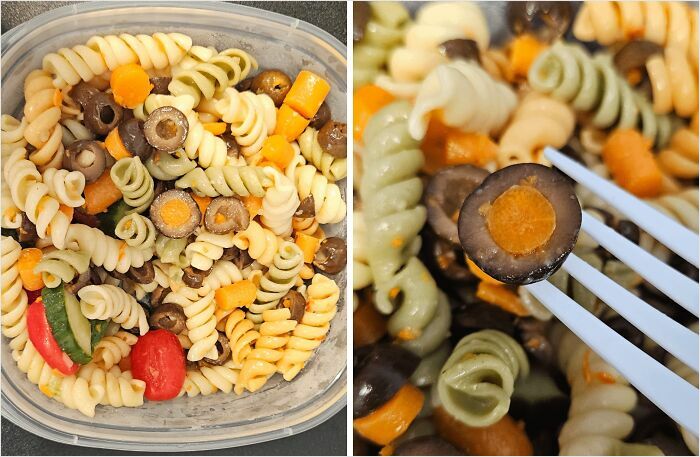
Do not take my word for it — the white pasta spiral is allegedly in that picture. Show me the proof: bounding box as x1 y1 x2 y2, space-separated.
286 154 346 225
640 188 699 262
643 46 698 117
41 167 86 207
110 156 154 214
164 288 218 361
78 285 149 335
232 220 282 267
1 116 26 229
196 260 245 297
175 165 271 198
214 88 276 160
278 274 339 381
656 114 698 180
261 168 300 236
61 118 95 145
64 223 154 273
185 229 236 271
33 248 90 288
497 92 576 168
92 331 138 370
1 236 29 351
43 32 192 88
22 70 64 171
298 126 347 182
115 213 157 249
78 364 146 408
179 360 240 397
409 60 517 140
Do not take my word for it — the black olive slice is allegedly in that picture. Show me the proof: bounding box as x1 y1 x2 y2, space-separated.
354 344 420 419
84 92 123 135
143 106 189 152
279 290 306 322
202 332 231 366
118 118 152 160
439 39 481 64
452 300 515 337
313 237 347 275
65 270 91 295
149 303 186 334
150 285 171 309
235 77 254 92
63 140 108 183
149 189 201 238
128 261 155 284
221 133 242 160
295 195 316 218
309 102 331 130
394 437 462 456
203 196 249 234
149 76 172 95
616 220 640 245
426 165 490 245
507 2 573 42
69 81 100 110
613 40 664 79
424 234 472 281
220 246 254 270
458 163 581 284
182 266 210 289
354 2 371 42
251 70 292 107
18 214 38 244
317 120 347 158
72 207 99 228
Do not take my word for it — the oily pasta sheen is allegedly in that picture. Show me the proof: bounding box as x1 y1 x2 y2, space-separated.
436 330 530 428
644 47 698 117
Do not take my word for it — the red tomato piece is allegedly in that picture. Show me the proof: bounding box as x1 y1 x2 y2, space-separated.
131 329 186 401
26 298 79 375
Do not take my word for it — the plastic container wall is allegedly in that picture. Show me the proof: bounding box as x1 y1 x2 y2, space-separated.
1 1 347 451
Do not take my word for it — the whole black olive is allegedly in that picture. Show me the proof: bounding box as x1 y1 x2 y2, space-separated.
149 303 186 334
149 76 172 95
279 290 306 322
84 92 123 135
118 118 152 160
143 106 189 152
309 102 331 130
313 237 347 275
63 140 108 183
251 70 292 107
317 120 347 158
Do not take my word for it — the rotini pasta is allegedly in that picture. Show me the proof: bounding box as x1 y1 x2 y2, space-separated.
41 167 86 207
179 360 240 397
214 88 276 160
261 168 300 236
22 70 64 171
196 260 245 297
1 236 29 351
78 364 146 408
643 46 698 117
64 223 154 273
656 114 698 180
641 188 699 262
164 288 218 361
298 126 347 182
33 248 90 289
92 330 138 370
666 322 699 456
175 164 271 198
352 210 372 290
224 309 260 367
185 229 236 271
145 149 197 181
61 118 95 145
110 157 154 214
155 234 189 268
231 220 281 267
286 152 346 225
78 285 149 335
115 213 157 250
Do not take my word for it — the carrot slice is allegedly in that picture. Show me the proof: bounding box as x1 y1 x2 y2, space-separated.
445 131 498 167
110 64 153 108
353 85 395 143
84 169 122 215
284 70 331 119
275 103 311 142
476 282 530 317
510 34 547 78
261 135 295 169
105 128 133 160
18 248 44 291
242 196 263 218
295 232 321 264
202 122 227 135
602 129 662 198
215 280 257 311
353 384 424 445
190 193 211 224
466 258 503 285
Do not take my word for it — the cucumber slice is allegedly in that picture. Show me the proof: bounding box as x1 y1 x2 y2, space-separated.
42 283 92 364
91 319 110 351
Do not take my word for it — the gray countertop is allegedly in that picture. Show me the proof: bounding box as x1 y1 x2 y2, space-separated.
0 1 347 455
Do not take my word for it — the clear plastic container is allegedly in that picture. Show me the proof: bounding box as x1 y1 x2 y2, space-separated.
1 1 347 451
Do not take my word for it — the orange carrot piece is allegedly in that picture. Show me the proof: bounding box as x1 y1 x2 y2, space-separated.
445 131 498 167
19 248 44 291
190 194 211 223
476 281 530 317
84 169 123 215
274 103 311 142
202 122 227 135
295 232 321 264
510 34 547 78
105 128 133 160
284 70 331 119
214 280 257 311
466 258 503 285
242 196 263 218
110 64 153 108
602 129 662 198
353 384 424 445
354 84 395 143
261 134 295 169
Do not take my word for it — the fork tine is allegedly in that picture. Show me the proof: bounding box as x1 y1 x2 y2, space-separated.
544 146 699 267
525 280 699 436
561 253 699 371
581 212 699 317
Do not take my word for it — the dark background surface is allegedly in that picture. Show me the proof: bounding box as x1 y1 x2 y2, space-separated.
0 1 347 455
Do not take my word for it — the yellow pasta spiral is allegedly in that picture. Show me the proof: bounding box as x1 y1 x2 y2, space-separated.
225 309 260 366
657 114 698 179
22 70 64 171
1 236 29 351
179 361 240 397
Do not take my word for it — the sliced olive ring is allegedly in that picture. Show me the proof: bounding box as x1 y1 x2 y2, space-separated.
149 189 201 238
65 270 91 295
69 81 100 110
353 2 371 42
251 70 292 107
128 261 155 284
317 120 347 158
313 237 347 275
84 92 123 135
439 39 481 63
506 1 573 42
149 285 171 309
613 40 664 81
63 140 108 183
458 163 581 284
220 246 254 270
18 214 38 244
204 196 249 234
144 106 189 152
202 332 231 366
149 76 172 95
309 102 331 130
221 133 242 159
279 290 306 322
425 165 489 245
149 303 186 334
295 195 316 218
118 118 152 160
182 266 211 289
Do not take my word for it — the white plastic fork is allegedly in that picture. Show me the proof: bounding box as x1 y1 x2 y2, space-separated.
523 147 700 437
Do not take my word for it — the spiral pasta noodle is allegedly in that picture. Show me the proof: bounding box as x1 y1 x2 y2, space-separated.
436 329 530 428
92 331 138 370
232 220 281 267
43 32 193 88
115 213 157 250
643 47 698 117
497 92 576 168
247 241 304 325
110 157 154 214
278 274 339 381
61 118 95 145
180 361 241 397
164 288 218 361
409 60 517 140
1 116 26 229
168 47 257 106
292 216 321 237
196 260 245 297
214 88 276 160
657 114 698 179
573 1 698 68
237 307 297 394
155 234 189 268
286 153 346 225
297 126 347 182
185 229 236 271
261 168 300 236
22 70 64 171
224 309 260 367
354 1 410 89
78 285 149 335
33 248 90 289
640 188 699 262
175 165 271 198
666 322 699 456
41 167 86 207
78 364 146 409
145 150 197 181
553 325 663 456
1 236 29 351
528 42 674 147
353 210 372 291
